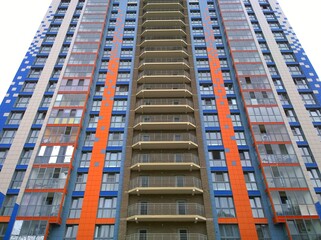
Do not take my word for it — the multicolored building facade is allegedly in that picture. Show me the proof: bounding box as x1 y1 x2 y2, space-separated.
0 0 321 239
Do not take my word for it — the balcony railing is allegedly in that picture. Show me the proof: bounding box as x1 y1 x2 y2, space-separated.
132 152 199 165
133 132 197 143
126 233 207 240
265 177 307 188
136 98 193 108
274 204 317 216
27 178 67 189
129 176 202 189
140 58 189 65
128 203 205 217
137 83 191 92
134 114 195 125
138 70 190 78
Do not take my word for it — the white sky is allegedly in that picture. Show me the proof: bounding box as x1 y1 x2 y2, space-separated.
0 0 320 103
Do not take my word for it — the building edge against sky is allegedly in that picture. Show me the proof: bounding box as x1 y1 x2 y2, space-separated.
0 0 321 239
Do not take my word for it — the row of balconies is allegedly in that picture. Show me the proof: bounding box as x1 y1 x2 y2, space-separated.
126 233 207 240
139 58 189 70
138 70 191 83
135 98 194 113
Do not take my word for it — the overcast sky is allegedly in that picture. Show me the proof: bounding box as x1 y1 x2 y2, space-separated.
0 0 320 103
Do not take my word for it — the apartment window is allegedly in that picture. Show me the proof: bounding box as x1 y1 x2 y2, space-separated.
282 53 295 62
309 109 321 122
52 69 61 78
65 225 78 240
105 151 122 167
250 197 264 218
203 114 219 127
240 150 252 167
235 132 246 145
202 99 216 110
27 129 40 143
263 54 273 62
278 42 290 50
0 149 8 165
0 195 17 216
7 112 24 124
47 81 57 92
80 152 92 167
0 223 7 239
92 100 102 111
298 147 315 164
231 114 242 127
15 97 30 108
75 173 87 191
215 197 235 217
107 132 123 146
69 198 83 218
41 96 52 108
301 93 316 105
97 197 117 218
294 78 309 89
9 170 25 189
278 94 290 105
208 150 226 167
94 225 114 239
273 32 285 40
219 225 240 240
268 66 278 75
34 57 47 65
288 66 302 75
284 109 297 122
0 130 16 144
88 115 99 128
28 69 42 78
200 84 213 95
256 225 271 240
101 173 119 191
206 132 222 146
34 111 47 124
110 115 126 128
22 82 37 92
308 169 321 187
291 127 305 141
259 43 269 51
213 172 230 190
18 149 33 165
244 172 258 190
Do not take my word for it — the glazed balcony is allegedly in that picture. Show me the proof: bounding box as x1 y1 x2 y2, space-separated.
131 152 200 171
129 176 203 195
137 70 191 83
132 132 198 149
127 203 206 222
135 98 194 113
138 58 190 70
140 46 188 58
274 204 317 217
134 114 195 130
126 233 207 240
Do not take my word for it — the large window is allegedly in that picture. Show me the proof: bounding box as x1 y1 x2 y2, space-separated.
213 172 230 190
94 225 114 240
250 197 265 218
65 225 78 240
104 151 122 167
0 130 16 144
69 198 83 218
219 224 240 240
101 173 119 191
7 112 24 125
97 197 117 218
215 197 235 218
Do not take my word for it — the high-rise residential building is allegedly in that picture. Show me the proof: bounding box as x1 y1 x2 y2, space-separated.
1 0 321 239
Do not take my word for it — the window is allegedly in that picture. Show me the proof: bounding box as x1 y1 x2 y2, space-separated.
15 97 30 108
278 94 290 105
284 109 297 122
34 111 47 124
107 132 123 146
244 172 258 190
22 82 37 92
228 98 238 109
18 149 33 165
94 225 114 239
301 93 316 105
69 198 83 218
0 223 7 239
11 220 47 238
0 130 16 144
110 115 126 128
0 195 17 216
215 197 235 217
240 151 252 167
250 197 264 218
84 133 96 146
34 57 47 65
65 225 78 240
7 112 24 124
209 151 226 167
9 170 25 189
202 98 216 110
35 145 73 164
309 109 321 122
288 66 302 75
92 100 102 111
88 115 99 128
298 147 315 164
104 151 122 167
291 127 305 141
213 172 230 190
41 96 52 108
294 78 309 89
101 173 119 191
277 42 290 50
0 149 8 165
268 66 278 75
219 225 240 240
80 152 92 167
206 132 222 145
75 173 87 191
256 224 271 240
27 129 40 143
308 169 321 187
112 100 127 111
235 132 246 145
97 197 117 218
28 69 42 78
283 53 295 62
231 114 242 127
203 114 219 127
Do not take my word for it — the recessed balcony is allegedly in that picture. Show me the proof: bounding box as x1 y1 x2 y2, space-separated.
134 114 195 130
127 203 206 222
137 70 191 83
129 176 203 195
140 46 188 58
141 27 186 38
132 132 198 150
143 3 184 11
136 83 192 98
131 152 200 171
138 58 190 70
135 98 194 113
143 10 184 18
125 233 208 240
142 18 186 28
140 38 187 47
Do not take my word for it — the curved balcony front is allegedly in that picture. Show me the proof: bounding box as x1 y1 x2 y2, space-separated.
140 46 188 58
141 28 186 38
143 10 184 18
132 132 198 149
129 176 203 195
135 98 194 113
137 70 191 83
131 152 200 171
138 58 190 70
127 203 206 222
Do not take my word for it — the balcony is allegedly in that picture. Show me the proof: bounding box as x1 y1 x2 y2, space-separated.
131 152 200 171
141 27 186 38
138 58 190 70
140 37 187 47
135 98 194 113
126 233 207 240
137 70 191 83
140 46 188 58
127 203 206 222
129 176 203 195
143 10 184 18
134 114 195 130
143 3 184 11
274 204 317 217
132 132 197 150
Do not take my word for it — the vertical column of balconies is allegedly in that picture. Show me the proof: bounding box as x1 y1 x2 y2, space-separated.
122 0 212 239
10 0 111 238
217 0 321 239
